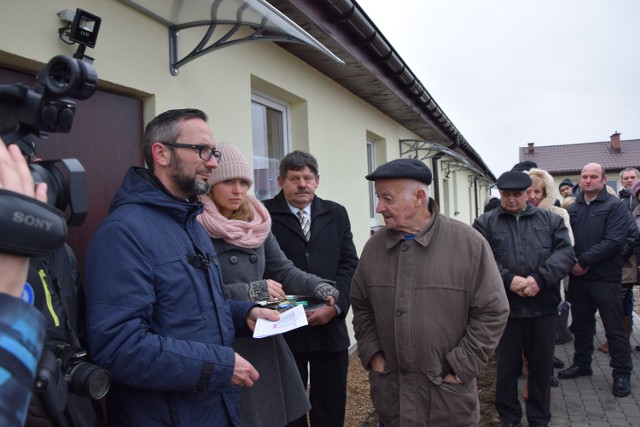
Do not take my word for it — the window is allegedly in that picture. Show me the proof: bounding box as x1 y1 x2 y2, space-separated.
442 178 450 217
367 139 377 227
251 92 290 200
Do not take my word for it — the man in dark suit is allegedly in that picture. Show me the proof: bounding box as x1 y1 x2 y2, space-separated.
263 150 358 427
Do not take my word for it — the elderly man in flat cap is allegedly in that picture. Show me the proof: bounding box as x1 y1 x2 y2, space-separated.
351 158 509 426
473 171 575 427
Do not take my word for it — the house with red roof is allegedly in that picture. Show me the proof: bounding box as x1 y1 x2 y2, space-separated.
519 132 640 192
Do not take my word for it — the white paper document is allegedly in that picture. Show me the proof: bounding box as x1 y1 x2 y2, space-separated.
253 304 308 338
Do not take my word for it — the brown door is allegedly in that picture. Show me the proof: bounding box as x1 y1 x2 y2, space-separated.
0 63 143 281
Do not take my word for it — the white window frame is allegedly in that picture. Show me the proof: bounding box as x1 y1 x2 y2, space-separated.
251 91 291 200
367 139 378 227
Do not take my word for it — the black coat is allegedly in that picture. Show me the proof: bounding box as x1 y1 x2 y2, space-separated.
263 192 359 352
568 188 631 283
473 205 575 318
619 188 638 212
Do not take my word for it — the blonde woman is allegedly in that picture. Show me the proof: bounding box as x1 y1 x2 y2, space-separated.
526 168 576 389
198 143 338 426
527 169 574 246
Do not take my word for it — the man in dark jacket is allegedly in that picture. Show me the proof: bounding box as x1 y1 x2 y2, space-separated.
26 245 102 427
84 109 279 426
263 150 358 427
473 171 575 427
558 163 634 398
619 168 639 212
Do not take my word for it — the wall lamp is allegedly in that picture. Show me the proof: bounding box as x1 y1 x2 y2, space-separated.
57 8 102 60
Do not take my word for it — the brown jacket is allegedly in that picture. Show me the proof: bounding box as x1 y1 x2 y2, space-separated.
351 201 509 426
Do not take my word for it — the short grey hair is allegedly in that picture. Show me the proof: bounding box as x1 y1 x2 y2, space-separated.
402 180 430 207
619 168 640 182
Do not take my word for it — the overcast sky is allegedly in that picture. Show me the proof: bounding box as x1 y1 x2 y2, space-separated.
357 0 640 178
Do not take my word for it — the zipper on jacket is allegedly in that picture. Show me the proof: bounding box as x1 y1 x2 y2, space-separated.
515 215 526 266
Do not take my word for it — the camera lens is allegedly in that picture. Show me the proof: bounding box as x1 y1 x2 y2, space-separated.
48 60 73 92
67 362 111 400
38 55 98 100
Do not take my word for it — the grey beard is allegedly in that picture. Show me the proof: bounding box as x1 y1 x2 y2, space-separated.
192 180 211 197
168 152 211 198
172 172 211 198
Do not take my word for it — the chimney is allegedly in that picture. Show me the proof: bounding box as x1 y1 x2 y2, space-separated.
610 131 621 153
527 142 535 154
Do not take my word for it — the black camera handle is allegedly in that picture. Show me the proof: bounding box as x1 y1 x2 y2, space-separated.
0 188 67 256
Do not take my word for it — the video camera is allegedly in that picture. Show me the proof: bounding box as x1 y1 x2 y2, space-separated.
0 54 97 258
0 42 109 425
0 54 96 223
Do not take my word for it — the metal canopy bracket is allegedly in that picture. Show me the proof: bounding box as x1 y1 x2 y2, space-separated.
399 139 463 162
441 159 471 178
120 0 345 75
400 139 493 182
468 174 494 188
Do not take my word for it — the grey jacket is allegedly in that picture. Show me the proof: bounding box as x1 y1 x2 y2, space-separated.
213 232 329 427
351 201 509 426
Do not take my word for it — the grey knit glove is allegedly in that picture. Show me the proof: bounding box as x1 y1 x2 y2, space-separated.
248 280 270 302
313 282 339 301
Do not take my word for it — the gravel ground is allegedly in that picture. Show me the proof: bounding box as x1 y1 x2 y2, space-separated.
344 351 499 427
345 291 640 427
345 351 377 427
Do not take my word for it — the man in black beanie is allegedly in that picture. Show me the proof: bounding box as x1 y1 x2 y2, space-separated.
511 161 538 172
559 179 574 199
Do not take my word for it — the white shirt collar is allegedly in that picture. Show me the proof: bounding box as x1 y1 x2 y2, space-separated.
287 203 311 218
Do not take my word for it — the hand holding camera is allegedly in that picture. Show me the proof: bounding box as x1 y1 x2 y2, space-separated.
0 141 49 297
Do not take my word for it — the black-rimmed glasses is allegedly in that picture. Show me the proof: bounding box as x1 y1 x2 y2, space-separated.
161 142 221 162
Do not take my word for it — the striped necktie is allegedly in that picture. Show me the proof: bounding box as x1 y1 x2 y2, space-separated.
297 209 310 241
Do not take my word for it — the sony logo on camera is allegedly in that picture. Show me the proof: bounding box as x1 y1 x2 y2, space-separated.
12 210 56 231
0 189 67 257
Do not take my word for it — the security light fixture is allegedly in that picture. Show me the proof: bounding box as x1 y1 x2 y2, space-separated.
58 8 102 59
69 9 101 48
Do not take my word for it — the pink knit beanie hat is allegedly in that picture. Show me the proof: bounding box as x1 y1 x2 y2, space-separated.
209 143 253 187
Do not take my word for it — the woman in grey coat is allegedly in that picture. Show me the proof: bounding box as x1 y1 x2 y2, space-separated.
198 142 338 427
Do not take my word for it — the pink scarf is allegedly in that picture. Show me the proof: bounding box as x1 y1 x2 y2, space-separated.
198 194 272 248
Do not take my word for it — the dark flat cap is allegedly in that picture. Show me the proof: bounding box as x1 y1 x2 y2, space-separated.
484 197 502 212
366 158 432 185
496 171 532 191
511 160 537 172
558 178 573 191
